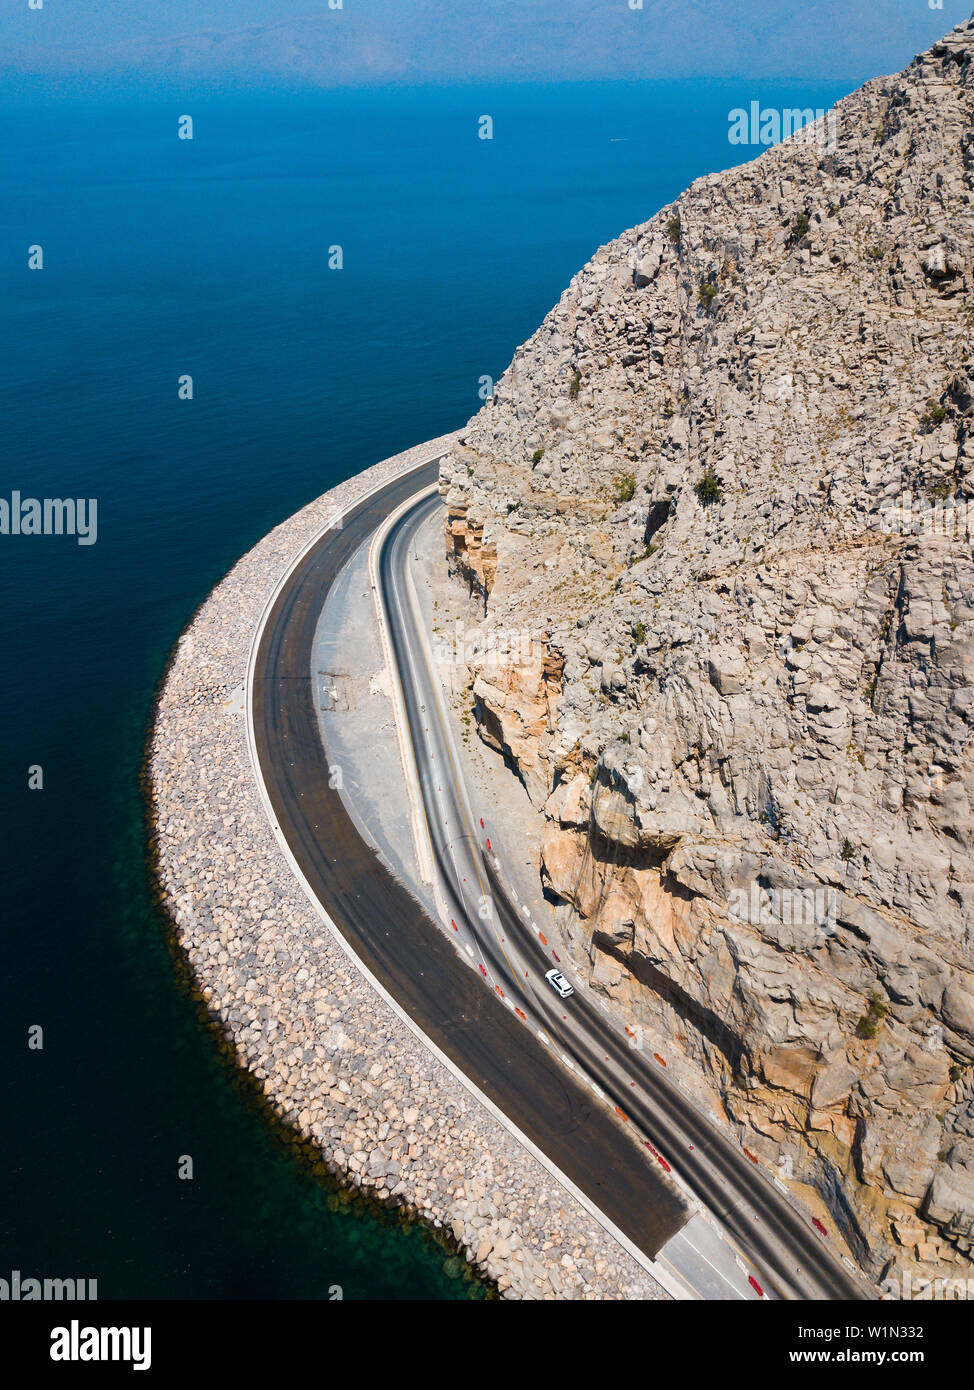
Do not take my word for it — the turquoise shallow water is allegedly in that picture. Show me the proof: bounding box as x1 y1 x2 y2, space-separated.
0 77 849 1298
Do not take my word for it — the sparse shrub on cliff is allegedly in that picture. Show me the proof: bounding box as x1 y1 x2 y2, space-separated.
531 448 545 464
919 399 948 432
666 213 682 244
866 245 884 261
633 620 647 644
612 472 637 504
630 542 658 566
569 367 582 400
693 467 722 505
856 991 888 1040
697 280 717 312
840 838 856 861
789 212 811 245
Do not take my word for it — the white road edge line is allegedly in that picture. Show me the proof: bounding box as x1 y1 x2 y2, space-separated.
367 482 441 892
243 451 693 1303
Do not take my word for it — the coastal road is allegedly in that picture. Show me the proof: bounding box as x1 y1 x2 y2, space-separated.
380 488 867 1303
251 459 694 1282
253 459 867 1301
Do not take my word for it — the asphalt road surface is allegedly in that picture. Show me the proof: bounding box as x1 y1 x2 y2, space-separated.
253 459 867 1301
379 489 866 1302
251 461 692 1278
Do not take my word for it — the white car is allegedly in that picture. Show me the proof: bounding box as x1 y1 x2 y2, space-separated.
545 968 574 999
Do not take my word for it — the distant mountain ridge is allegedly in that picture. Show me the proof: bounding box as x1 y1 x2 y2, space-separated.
2 1 961 86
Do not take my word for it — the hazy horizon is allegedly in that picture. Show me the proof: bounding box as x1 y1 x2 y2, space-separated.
3 0 971 90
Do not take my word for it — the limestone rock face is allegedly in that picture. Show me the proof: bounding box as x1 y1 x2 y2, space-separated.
440 19 974 1283
473 645 562 806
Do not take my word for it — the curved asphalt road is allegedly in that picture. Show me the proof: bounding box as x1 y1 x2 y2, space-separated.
252 460 693 1278
380 491 867 1302
253 459 867 1301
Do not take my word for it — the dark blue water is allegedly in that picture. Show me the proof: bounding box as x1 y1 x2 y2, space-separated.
0 78 849 1298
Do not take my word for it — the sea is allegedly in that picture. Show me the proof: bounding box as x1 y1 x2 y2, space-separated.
0 76 850 1298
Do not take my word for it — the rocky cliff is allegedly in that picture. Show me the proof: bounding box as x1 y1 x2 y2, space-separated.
439 18 974 1285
